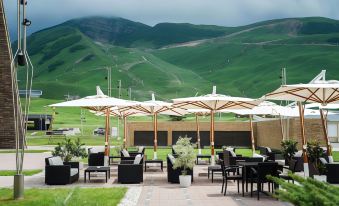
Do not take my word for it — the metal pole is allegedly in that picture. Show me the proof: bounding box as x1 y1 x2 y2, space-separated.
210 110 215 165
249 114 255 154
320 109 331 156
195 113 201 154
104 108 110 166
298 102 309 177
153 113 158 159
123 116 127 149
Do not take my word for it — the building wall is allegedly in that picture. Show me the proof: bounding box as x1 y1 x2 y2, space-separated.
126 118 326 150
0 0 21 149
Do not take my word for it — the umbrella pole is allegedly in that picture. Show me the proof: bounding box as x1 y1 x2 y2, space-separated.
104 108 110 166
210 111 215 165
249 114 255 155
123 115 127 149
320 109 331 156
196 113 201 155
279 115 285 141
298 102 309 177
153 113 158 160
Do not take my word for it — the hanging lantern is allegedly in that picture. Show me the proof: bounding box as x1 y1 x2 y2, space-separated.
17 50 26 66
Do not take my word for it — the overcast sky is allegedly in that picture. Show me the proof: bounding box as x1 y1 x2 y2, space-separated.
3 0 339 37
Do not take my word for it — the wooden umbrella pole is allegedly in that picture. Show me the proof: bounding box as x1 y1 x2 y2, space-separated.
279 115 285 141
104 108 110 159
154 113 158 159
195 114 201 152
249 114 255 154
210 111 215 157
298 102 309 165
123 115 127 149
320 109 331 156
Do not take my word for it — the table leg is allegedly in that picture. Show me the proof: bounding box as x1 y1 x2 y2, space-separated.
161 162 163 171
212 171 214 183
208 169 210 179
89 172 91 181
84 171 86 183
145 162 147 172
106 171 108 183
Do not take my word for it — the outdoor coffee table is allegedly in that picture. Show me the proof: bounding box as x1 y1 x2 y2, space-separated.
144 159 163 171
84 166 110 183
196 154 211 165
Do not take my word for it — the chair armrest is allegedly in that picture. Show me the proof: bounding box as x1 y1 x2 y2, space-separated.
129 152 143 156
236 155 242 157
251 167 257 175
121 156 135 161
63 161 79 169
46 165 71 175
120 160 134 164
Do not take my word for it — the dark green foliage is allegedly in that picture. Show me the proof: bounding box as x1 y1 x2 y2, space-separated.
39 35 82 64
268 173 339 206
48 60 65 72
300 22 339 34
307 140 326 173
52 138 87 162
281 140 298 161
327 37 339 44
69 44 87 53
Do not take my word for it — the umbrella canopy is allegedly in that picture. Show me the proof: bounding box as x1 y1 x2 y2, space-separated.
173 86 262 164
130 93 187 159
264 80 339 176
221 101 289 116
49 86 138 165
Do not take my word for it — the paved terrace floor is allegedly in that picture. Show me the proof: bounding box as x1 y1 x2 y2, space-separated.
0 152 291 206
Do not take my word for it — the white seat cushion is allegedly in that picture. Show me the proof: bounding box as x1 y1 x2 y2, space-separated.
328 156 334 163
122 149 130 157
133 154 142 164
253 153 265 161
49 156 64 166
168 154 176 165
70 168 78 176
89 147 105 153
226 147 234 152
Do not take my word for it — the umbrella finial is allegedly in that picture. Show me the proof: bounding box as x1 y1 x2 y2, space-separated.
212 86 217 95
152 93 155 101
96 86 105 96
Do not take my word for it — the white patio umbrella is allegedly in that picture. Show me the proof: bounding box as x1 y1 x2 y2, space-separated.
49 86 137 165
221 101 291 153
131 93 187 159
173 86 262 164
264 80 339 176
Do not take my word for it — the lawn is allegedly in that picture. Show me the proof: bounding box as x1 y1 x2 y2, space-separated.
333 151 339 162
0 170 42 176
0 187 127 206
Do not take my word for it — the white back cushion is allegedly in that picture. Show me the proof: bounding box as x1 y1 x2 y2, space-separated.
266 147 272 153
90 147 105 153
253 153 265 161
226 147 234 152
49 156 63 166
133 154 142 164
294 151 302 157
122 149 130 157
328 156 334 163
229 150 237 157
138 146 144 153
168 154 176 165
319 157 328 164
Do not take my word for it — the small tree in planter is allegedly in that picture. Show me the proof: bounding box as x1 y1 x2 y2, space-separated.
307 140 326 176
173 136 196 187
281 139 298 165
52 138 87 162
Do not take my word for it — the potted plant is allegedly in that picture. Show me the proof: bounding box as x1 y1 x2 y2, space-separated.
281 139 298 166
52 138 88 163
306 140 326 177
173 137 196 187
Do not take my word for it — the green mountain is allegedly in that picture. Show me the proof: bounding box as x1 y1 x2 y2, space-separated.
19 16 339 100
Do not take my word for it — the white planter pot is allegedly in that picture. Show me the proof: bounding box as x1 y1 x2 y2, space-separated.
313 175 327 182
179 175 191 187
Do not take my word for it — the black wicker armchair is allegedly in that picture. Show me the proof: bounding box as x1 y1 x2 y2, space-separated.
45 156 79 185
118 155 144 183
88 148 105 166
319 157 339 183
167 155 193 183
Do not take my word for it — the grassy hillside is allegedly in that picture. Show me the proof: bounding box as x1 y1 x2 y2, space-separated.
17 16 339 103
